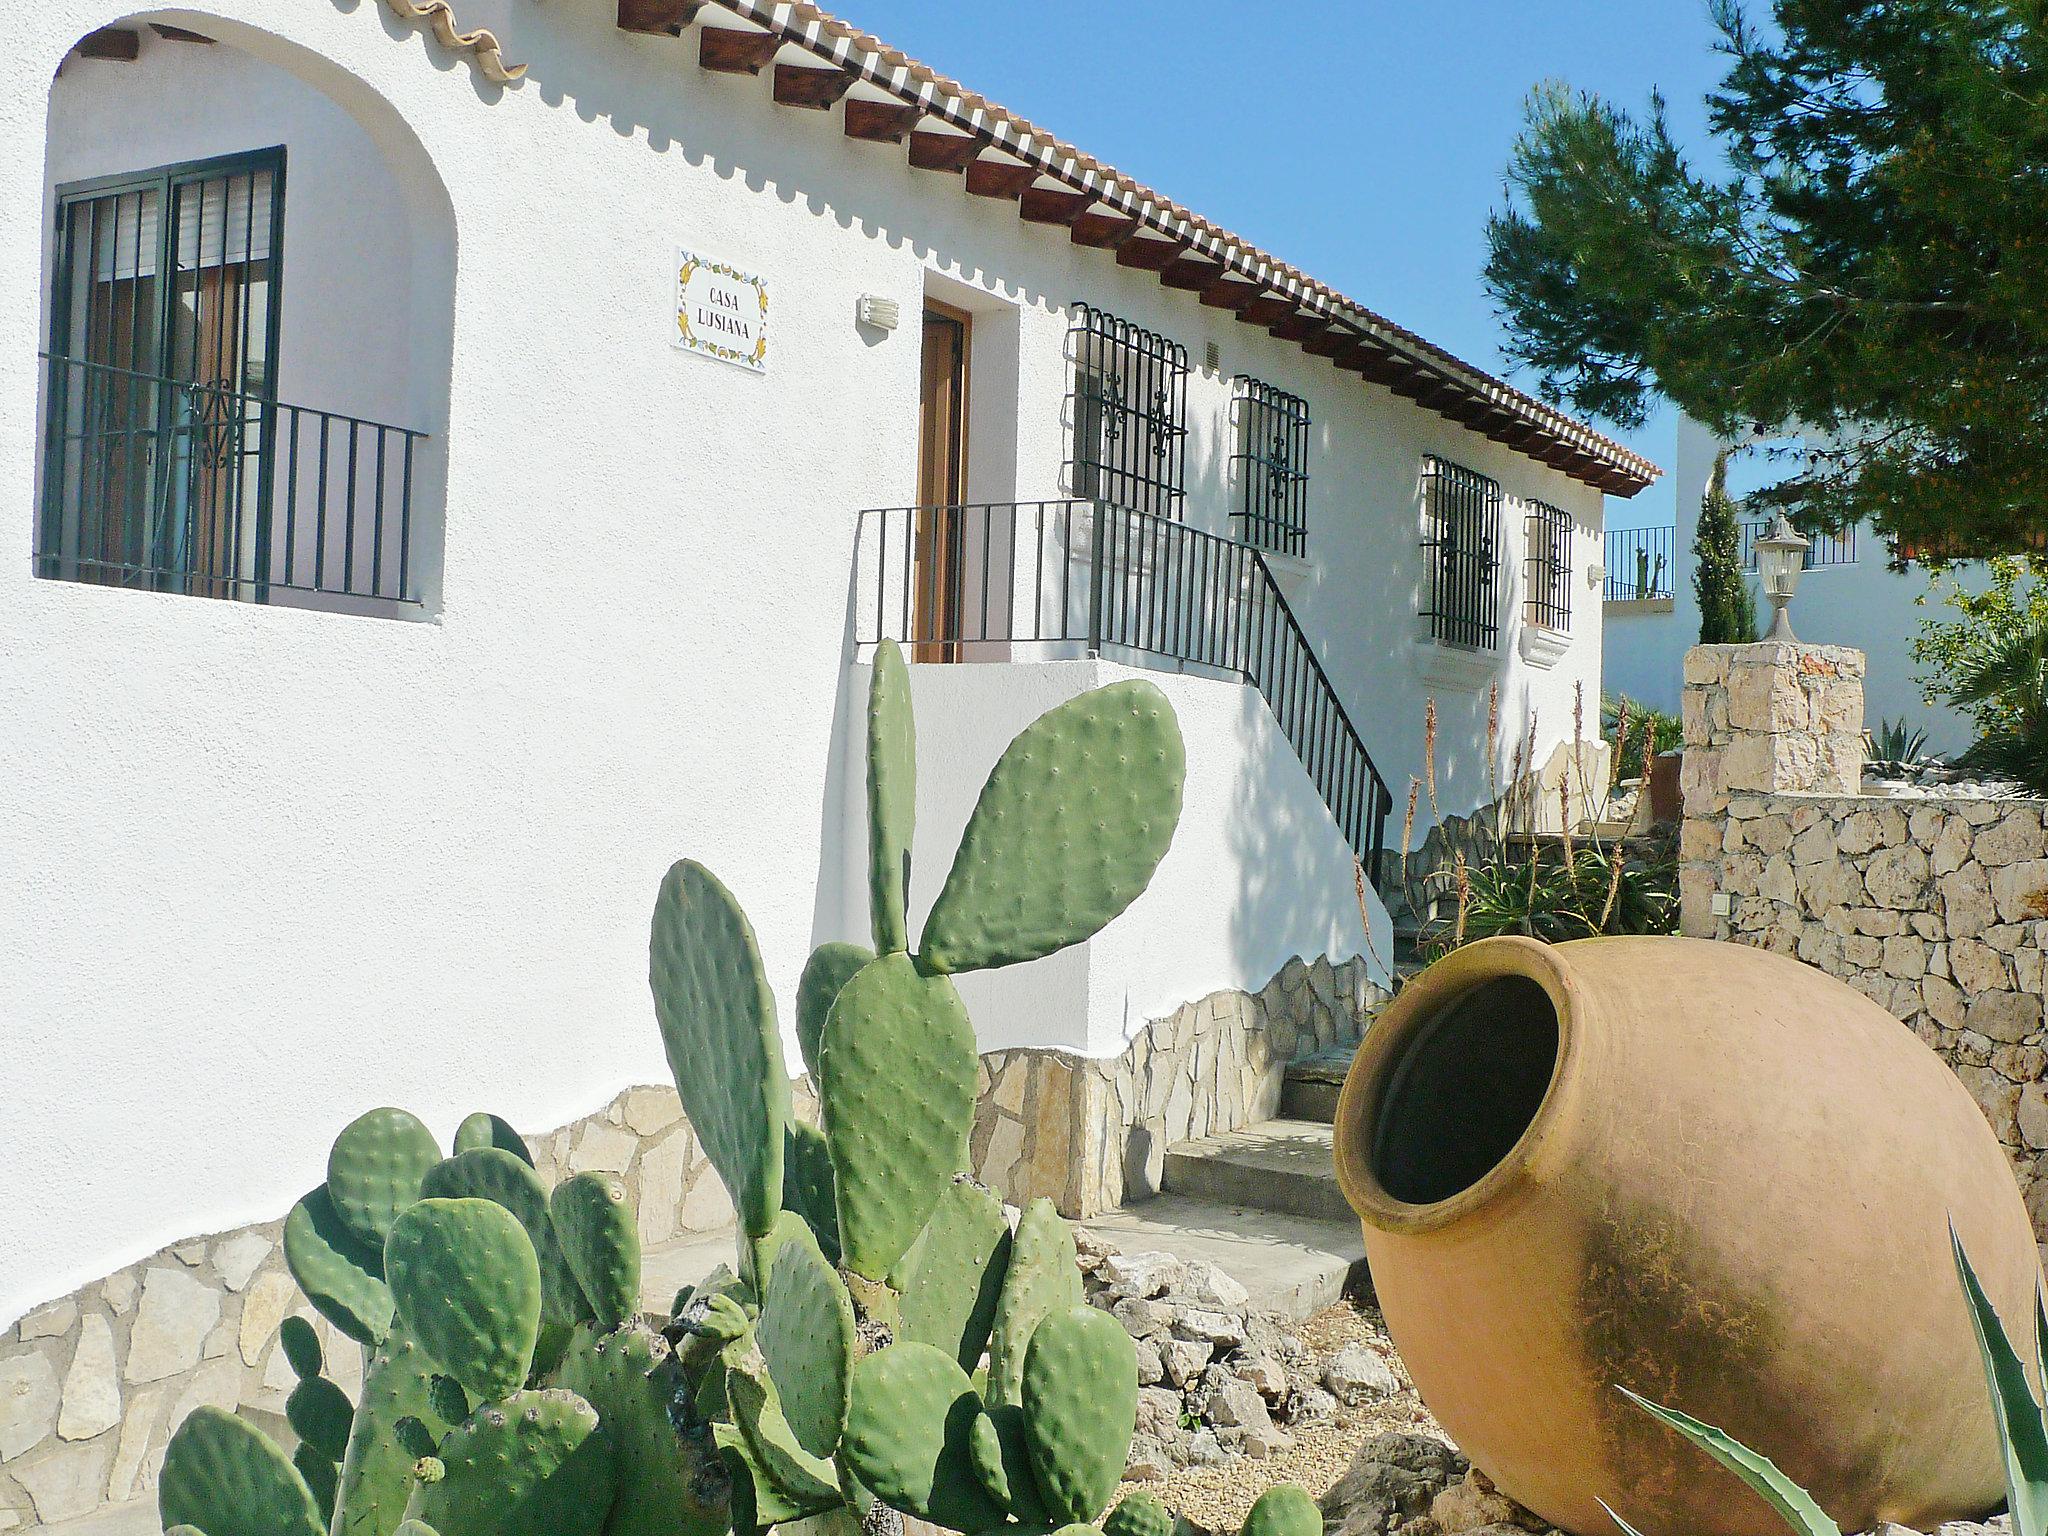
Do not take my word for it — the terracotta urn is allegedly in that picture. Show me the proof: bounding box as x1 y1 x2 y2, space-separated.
1332 935 2040 1536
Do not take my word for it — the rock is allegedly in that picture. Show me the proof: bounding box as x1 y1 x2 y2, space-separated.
1162 1339 1212 1388
621 1085 683 1136
1430 1470 1536 1534
636 1129 696 1248
1123 1434 1172 1483
1931 1520 2012 1536
126 1267 221 1384
1204 1378 1273 1432
1325 1343 1400 1404
1111 1297 1175 1339
1185 1428 1226 1467
1171 1309 1245 1349
101 1272 137 1315
1284 1383 1337 1424
108 1383 169 1502
1132 1338 1164 1386
1236 1352 1289 1400
239 1270 299 1368
1321 1432 1467 1536
1182 1259 1250 1311
211 1233 273 1294
58 1314 121 1441
568 1121 638 1175
677 1169 735 1230
1099 1251 1184 1300
17 1302 77 1342
1241 1418 1292 1460
1135 1386 1183 1441
0 1349 61 1459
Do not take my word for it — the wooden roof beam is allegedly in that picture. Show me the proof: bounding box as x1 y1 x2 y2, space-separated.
908 129 984 173
617 0 706 36
1070 210 1140 249
699 25 782 74
149 24 213 43
1019 186 1093 226
1268 312 1330 343
843 98 921 143
1200 276 1262 313
76 27 140 60
773 62 853 109
1240 295 1298 327
964 158 1038 200
1158 254 1222 292
1116 235 1192 271
1303 326 1360 359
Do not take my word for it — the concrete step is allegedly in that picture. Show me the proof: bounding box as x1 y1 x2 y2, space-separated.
1280 1045 1355 1124
1082 1193 1367 1321
1160 1118 1353 1223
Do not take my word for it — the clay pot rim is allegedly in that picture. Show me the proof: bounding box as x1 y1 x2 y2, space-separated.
1334 935 1583 1235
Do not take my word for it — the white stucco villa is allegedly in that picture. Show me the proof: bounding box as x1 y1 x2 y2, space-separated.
0 2 1656 1522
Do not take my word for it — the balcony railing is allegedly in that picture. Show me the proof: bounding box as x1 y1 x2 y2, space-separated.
854 499 1395 888
36 352 427 613
1604 525 1675 601
1740 518 1855 571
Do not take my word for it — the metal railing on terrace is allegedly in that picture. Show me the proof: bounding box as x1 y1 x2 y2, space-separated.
1740 518 1856 571
36 352 427 613
854 499 1395 888
1604 525 1675 601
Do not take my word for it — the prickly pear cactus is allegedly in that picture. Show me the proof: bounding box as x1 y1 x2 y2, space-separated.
161 650 1325 1536
1241 1483 1323 1536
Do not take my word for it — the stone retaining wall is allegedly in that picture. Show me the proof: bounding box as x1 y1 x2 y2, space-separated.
1679 639 2048 1251
0 954 1377 1528
1691 790 2048 1244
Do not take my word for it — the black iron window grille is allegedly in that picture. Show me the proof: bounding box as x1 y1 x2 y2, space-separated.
1420 456 1502 650
1230 376 1309 556
1524 501 1573 632
1066 304 1188 520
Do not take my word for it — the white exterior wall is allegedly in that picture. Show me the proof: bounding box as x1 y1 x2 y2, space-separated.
1606 416 1979 754
1 0 1616 1322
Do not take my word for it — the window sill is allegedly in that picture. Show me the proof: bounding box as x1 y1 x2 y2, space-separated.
1518 624 1572 669
1409 637 1500 690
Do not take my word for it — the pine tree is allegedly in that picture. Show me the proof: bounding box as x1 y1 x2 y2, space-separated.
1694 454 1755 645
1484 0 2048 561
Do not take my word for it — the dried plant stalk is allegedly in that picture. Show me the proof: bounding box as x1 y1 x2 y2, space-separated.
1454 850 1470 947
1400 776 1420 889
1598 843 1625 931
1353 856 1392 984
1486 681 1501 805
1423 697 1440 821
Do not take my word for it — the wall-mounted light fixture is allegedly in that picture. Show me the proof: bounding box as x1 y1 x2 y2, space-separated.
856 294 901 331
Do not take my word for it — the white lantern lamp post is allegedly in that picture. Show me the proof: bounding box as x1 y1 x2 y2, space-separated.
1754 513 1811 642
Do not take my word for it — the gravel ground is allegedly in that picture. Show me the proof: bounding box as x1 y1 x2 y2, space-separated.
1148 1300 1448 1533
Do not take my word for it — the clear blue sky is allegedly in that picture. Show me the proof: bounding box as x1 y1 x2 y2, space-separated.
836 1 1739 529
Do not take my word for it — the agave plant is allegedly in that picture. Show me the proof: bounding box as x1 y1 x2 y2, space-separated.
1863 717 1931 773
1606 1226 2046 1536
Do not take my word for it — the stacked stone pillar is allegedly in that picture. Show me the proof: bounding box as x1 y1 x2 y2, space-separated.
1679 641 1866 937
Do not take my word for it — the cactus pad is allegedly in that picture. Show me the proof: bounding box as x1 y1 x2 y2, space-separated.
287 1375 356 1462
328 1108 442 1248
422 1147 588 1327
404 1388 614 1536
283 1183 393 1346
1240 1484 1321 1536
453 1112 533 1166
295 1440 340 1522
842 1342 1006 1532
757 1237 856 1459
724 1356 843 1518
891 1179 1012 1372
394 1524 444 1536
1020 1304 1137 1525
550 1172 641 1330
782 1119 840 1265
159 1406 325 1536
986 1199 1082 1409
649 859 789 1239
556 1322 730 1536
919 681 1185 973
1103 1489 1173 1536
819 954 978 1279
385 1197 542 1403
796 942 876 1081
279 1314 323 1380
331 1324 451 1536
867 638 917 955
967 1404 1045 1522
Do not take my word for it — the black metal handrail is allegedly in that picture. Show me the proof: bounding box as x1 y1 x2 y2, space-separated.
1604 525 1674 601
1739 517 1855 570
854 499 1394 888
36 351 427 610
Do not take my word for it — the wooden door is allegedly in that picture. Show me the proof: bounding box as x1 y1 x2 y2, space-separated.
914 302 968 662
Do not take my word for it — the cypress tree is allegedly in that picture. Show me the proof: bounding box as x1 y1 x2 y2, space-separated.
1694 453 1755 645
